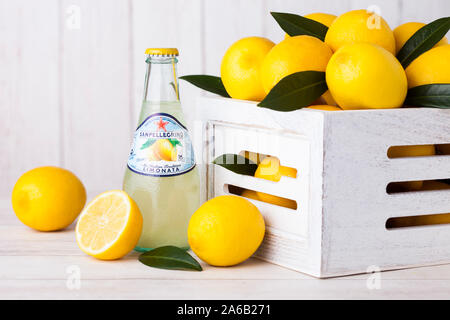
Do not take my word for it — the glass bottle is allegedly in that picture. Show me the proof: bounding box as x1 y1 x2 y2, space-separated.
123 48 200 251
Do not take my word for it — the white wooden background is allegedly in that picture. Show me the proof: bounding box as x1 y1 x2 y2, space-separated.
1 0 449 196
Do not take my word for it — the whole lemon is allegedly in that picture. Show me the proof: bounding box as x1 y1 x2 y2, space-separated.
394 22 448 54
405 44 450 88
326 43 407 110
12 166 86 231
325 9 396 54
188 195 265 267
220 37 275 101
283 20 337 106
261 35 333 93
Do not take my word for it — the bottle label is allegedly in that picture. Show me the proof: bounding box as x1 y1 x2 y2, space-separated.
127 113 196 177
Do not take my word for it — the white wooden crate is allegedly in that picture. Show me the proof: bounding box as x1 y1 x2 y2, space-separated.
192 96 450 278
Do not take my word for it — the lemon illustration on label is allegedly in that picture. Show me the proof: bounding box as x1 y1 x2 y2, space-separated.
127 113 195 177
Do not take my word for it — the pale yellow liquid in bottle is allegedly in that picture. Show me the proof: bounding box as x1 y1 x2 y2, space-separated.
123 101 200 250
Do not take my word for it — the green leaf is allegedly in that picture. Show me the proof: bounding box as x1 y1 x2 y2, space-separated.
258 71 327 112
212 154 258 176
179 75 230 97
397 17 450 68
138 246 202 271
168 139 181 147
140 139 156 150
270 12 328 41
405 84 450 108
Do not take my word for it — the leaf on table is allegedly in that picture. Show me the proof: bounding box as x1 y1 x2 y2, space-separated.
138 246 203 271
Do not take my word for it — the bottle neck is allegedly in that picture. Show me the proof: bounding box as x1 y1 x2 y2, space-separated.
143 56 180 103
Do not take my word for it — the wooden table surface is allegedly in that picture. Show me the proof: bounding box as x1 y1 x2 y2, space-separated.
2 197 450 300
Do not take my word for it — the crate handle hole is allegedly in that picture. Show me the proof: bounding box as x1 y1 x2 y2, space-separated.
386 213 450 229
238 150 298 180
387 179 450 194
224 184 298 210
386 144 450 159
437 144 450 155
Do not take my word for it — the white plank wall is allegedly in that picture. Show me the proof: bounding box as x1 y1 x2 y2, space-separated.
61 0 133 193
1 0 449 195
0 0 61 194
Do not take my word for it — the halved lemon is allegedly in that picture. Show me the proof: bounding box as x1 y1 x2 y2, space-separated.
75 190 143 260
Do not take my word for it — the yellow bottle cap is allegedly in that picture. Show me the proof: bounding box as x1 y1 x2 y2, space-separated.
145 48 179 56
